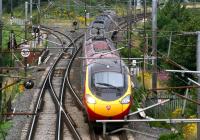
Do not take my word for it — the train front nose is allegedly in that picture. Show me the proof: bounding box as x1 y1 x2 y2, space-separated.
94 103 123 118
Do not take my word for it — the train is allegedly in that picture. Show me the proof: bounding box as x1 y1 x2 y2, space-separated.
82 11 133 124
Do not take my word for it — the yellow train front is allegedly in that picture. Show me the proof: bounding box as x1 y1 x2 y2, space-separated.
83 59 132 122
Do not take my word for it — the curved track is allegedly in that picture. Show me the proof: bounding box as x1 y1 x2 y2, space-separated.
26 12 149 140
27 26 84 140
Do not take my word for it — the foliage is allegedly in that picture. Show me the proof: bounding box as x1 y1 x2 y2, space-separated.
132 87 147 109
149 121 171 129
150 1 200 90
120 47 142 58
171 108 182 118
183 123 197 140
159 132 184 140
0 121 12 139
1 25 24 67
2 0 49 13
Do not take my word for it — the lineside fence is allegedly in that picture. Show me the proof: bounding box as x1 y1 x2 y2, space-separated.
145 92 188 118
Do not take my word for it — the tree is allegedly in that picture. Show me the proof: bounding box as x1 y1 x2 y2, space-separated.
149 1 200 89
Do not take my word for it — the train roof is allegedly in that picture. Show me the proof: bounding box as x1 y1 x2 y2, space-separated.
89 59 126 74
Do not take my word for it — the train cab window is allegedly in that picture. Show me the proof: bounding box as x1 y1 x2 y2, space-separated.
93 72 124 89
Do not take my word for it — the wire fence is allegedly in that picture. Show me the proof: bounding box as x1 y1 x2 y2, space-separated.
145 92 187 118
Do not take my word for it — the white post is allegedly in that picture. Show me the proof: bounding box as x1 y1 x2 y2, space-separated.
30 0 32 19
152 0 158 93
25 2 28 21
197 31 200 140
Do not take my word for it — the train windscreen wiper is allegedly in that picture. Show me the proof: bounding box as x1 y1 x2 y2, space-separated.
96 82 121 91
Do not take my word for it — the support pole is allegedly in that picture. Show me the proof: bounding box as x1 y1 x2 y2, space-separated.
197 31 200 140
25 21 28 41
0 0 2 120
67 0 70 11
11 0 13 17
152 0 157 93
103 122 106 137
38 0 40 10
84 0 87 26
37 0 40 24
25 1 28 21
0 0 2 51
143 0 147 72
167 32 172 57
30 0 32 20
128 0 132 70
182 82 190 115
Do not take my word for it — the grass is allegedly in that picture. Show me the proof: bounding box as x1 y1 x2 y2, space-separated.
0 121 12 140
159 132 184 140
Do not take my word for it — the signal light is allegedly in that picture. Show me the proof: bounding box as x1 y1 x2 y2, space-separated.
23 80 34 89
33 26 40 33
73 21 78 26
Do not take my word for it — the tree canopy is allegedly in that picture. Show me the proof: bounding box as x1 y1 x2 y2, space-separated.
155 1 200 87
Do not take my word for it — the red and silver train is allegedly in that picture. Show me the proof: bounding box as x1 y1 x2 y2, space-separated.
82 11 133 123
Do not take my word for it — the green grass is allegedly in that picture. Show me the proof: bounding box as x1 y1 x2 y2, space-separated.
159 132 184 140
0 121 12 140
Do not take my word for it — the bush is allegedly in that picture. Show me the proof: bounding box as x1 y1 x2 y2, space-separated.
159 133 184 140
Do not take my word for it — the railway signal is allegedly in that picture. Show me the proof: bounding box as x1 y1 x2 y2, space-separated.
72 21 78 31
33 26 40 33
23 79 34 89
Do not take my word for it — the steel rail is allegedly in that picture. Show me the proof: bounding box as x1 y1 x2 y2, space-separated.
58 39 82 139
46 33 83 139
58 34 85 140
88 123 97 140
42 26 84 139
57 34 81 140
59 43 83 140
40 25 74 48
47 49 83 140
119 131 128 140
43 26 84 108
27 61 58 140
47 45 82 140
27 31 64 140
66 34 84 109
119 13 151 29
40 28 64 49
41 25 82 139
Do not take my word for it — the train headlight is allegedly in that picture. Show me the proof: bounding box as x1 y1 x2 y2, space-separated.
86 94 96 104
121 95 131 104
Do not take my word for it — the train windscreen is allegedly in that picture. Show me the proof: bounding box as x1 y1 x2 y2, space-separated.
91 71 126 101
94 72 124 88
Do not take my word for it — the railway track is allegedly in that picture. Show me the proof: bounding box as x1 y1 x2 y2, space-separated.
115 13 151 31
24 12 150 140
26 26 84 140
89 130 130 140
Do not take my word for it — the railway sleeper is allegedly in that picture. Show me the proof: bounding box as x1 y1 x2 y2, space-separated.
62 52 71 59
53 69 65 77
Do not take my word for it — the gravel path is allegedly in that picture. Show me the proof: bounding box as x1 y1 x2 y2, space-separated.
5 70 44 140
